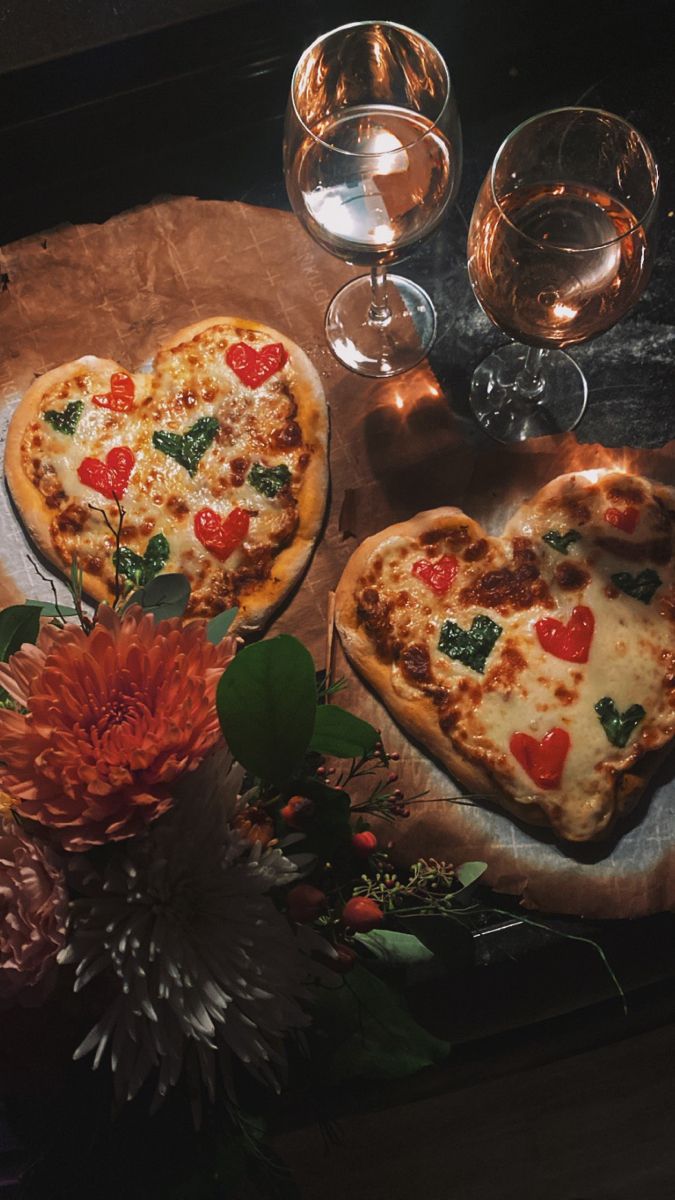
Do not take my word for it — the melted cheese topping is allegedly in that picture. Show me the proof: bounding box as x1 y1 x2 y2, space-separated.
21 325 314 616
356 473 675 840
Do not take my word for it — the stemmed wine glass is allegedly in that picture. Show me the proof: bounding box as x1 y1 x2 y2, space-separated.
284 21 462 377
467 107 659 442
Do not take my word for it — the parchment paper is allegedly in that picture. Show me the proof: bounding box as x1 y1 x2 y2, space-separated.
1 195 673 919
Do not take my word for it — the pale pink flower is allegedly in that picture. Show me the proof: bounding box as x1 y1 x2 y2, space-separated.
0 814 68 1005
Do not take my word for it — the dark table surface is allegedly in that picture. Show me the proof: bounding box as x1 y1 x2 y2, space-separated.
1 2 675 1195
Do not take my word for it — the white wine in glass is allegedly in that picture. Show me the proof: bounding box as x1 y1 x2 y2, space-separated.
285 22 462 377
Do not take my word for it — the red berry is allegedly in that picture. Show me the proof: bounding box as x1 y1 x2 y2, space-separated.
342 896 384 933
287 884 326 924
280 795 314 827
352 830 378 858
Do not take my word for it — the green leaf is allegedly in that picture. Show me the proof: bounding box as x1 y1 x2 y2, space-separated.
152 416 219 476
248 462 292 498
438 614 502 674
25 600 78 616
43 399 83 435
129 573 191 620
207 607 238 644
312 964 449 1083
394 914 475 972
594 696 646 748
217 635 317 782
611 568 662 605
309 704 378 759
354 930 434 967
542 528 581 555
0 605 41 661
455 861 488 888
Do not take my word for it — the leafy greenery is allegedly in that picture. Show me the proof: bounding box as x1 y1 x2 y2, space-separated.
0 604 42 661
455 861 488 888
309 704 379 759
438 614 502 673
542 528 581 555
206 607 238 644
595 696 646 747
43 399 83 435
125 573 191 620
152 416 220 476
611 568 662 604
248 463 292 498
312 964 449 1082
25 600 78 616
217 635 378 784
354 929 434 967
217 635 317 782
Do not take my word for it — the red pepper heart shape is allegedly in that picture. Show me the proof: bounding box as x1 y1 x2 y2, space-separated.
510 727 570 791
226 341 288 389
603 506 639 534
77 446 135 499
535 605 595 664
194 506 250 560
92 372 136 412
411 555 459 595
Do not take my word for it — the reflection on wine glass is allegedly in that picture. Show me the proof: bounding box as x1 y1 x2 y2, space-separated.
284 21 462 377
467 107 659 442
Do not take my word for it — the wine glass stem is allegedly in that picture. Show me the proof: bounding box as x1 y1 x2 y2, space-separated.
368 265 392 326
515 346 547 399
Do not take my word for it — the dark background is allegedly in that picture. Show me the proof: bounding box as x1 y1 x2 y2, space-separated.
1 0 673 242
1 3 675 1197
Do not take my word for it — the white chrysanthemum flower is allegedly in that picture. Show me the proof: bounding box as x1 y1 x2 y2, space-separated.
58 790 320 1109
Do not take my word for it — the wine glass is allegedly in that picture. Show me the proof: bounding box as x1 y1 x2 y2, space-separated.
284 21 462 378
467 107 659 442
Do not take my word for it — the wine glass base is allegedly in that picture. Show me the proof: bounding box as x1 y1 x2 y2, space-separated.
469 343 588 442
325 274 436 378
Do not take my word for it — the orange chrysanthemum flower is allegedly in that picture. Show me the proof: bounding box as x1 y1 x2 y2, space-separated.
0 606 235 851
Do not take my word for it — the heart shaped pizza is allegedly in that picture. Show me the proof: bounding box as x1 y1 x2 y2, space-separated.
5 317 328 630
335 471 675 841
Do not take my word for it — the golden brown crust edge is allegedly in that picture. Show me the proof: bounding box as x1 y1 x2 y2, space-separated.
334 505 672 842
5 319 328 631
5 356 133 608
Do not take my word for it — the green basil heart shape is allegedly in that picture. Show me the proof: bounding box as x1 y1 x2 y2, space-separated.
152 416 219 476
115 533 170 586
542 528 581 555
248 462 292 498
438 615 502 674
611 568 662 605
594 696 646 747
44 399 83 436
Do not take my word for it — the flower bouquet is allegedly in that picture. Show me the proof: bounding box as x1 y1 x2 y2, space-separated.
0 568 620 1198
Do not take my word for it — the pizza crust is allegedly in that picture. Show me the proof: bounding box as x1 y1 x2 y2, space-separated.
335 486 675 842
5 319 328 633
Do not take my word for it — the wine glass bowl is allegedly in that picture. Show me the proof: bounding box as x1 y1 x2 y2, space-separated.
284 22 462 377
467 107 659 441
